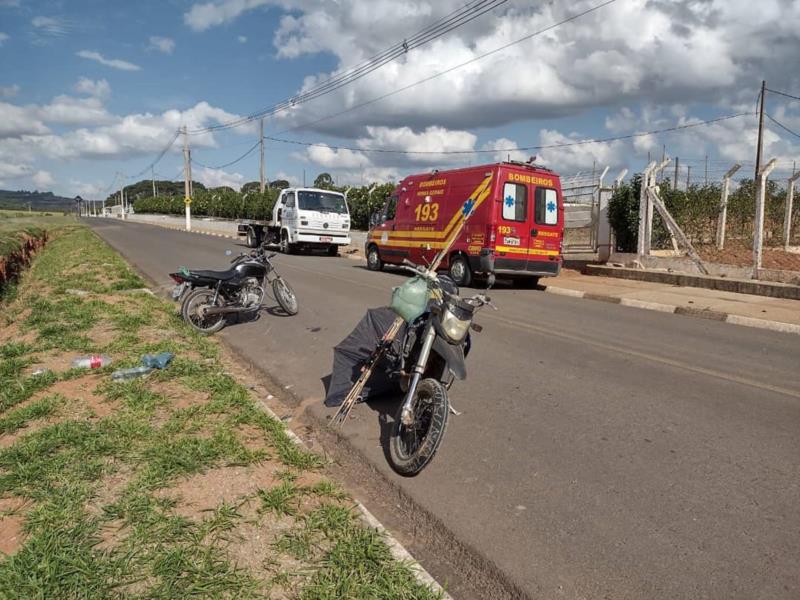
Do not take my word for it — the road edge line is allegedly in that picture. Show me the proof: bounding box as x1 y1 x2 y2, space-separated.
725 314 800 334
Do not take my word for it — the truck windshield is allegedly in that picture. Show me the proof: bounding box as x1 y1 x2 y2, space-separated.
298 191 347 214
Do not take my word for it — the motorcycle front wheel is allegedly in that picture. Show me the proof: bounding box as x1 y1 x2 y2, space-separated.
389 378 449 476
272 276 299 315
181 289 226 334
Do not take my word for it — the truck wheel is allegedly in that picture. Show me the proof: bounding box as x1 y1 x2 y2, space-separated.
280 230 296 255
245 227 259 248
448 254 472 287
327 245 339 257
366 245 383 271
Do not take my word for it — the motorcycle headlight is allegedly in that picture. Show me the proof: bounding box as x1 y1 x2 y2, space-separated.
439 306 471 343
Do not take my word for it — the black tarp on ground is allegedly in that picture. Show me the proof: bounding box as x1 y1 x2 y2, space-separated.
324 307 406 407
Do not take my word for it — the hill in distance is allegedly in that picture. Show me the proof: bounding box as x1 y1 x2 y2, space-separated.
0 189 78 212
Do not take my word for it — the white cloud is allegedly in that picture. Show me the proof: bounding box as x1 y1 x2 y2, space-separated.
0 162 33 179
0 84 19 98
303 144 370 169
74 77 110 98
32 170 54 189
0 33 8 46
0 0 20 6
148 36 175 54
0 101 50 138
184 0 271 32
77 50 141 72
31 16 71 37
238 35 247 43
38 95 115 126
196 167 245 190
481 138 529 163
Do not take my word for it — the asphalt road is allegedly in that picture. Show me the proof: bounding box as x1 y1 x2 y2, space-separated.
90 219 800 599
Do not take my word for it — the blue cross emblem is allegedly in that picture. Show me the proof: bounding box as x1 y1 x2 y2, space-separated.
504 195 514 207
461 198 475 217
547 201 556 212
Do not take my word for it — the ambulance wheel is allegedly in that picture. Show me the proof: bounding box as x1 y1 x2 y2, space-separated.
367 245 383 271
513 276 540 289
448 254 472 287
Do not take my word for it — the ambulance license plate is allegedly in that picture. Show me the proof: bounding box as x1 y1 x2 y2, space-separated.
320 236 333 243
503 236 520 246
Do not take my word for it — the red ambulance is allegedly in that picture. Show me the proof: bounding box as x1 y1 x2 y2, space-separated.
365 161 564 286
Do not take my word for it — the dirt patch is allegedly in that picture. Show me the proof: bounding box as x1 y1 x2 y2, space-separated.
160 461 281 520
237 423 271 452
138 326 171 344
698 241 800 272
155 380 209 412
29 374 114 420
0 320 37 346
0 497 28 555
26 350 79 374
86 322 118 347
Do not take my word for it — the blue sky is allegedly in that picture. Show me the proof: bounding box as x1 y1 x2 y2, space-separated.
1 0 799 197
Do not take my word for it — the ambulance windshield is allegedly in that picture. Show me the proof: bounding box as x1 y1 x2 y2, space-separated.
298 191 347 214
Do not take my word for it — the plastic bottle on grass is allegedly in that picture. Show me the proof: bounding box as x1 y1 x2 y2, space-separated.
72 355 112 369
112 366 152 381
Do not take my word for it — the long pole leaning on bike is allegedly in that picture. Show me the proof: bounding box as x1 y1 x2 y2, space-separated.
330 190 485 428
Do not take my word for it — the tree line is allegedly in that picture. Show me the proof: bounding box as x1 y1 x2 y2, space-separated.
130 173 395 230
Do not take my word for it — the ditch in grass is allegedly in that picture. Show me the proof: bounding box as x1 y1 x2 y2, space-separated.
0 225 442 599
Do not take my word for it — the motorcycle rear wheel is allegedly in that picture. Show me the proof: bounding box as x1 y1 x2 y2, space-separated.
389 378 448 476
181 289 226 334
272 276 299 315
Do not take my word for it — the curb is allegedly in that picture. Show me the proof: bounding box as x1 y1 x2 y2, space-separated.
251 401 452 599
543 285 800 335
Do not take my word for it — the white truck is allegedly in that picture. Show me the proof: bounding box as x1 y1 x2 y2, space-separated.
237 187 351 255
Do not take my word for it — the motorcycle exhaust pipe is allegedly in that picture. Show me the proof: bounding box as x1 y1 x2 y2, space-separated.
203 305 258 316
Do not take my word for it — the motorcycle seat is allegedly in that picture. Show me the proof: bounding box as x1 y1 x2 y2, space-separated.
189 268 238 281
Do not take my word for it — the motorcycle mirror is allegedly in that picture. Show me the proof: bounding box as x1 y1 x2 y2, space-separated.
224 249 232 256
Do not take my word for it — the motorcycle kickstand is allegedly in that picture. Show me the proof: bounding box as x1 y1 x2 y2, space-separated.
448 401 462 416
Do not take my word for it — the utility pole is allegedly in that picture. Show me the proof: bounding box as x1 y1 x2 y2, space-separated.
303 169 306 187
119 184 124 220
753 158 777 276
686 165 691 190
673 157 679 190
259 118 266 193
755 80 766 179
152 166 156 198
704 155 708 186
658 145 666 183
182 125 192 231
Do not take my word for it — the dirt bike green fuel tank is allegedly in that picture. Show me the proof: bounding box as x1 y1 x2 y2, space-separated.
390 276 429 323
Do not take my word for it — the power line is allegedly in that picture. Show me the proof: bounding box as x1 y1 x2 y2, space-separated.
127 129 181 179
188 0 508 134
270 0 621 137
264 112 752 155
192 139 261 170
765 113 800 139
766 88 800 103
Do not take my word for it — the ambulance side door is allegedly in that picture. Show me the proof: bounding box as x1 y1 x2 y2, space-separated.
376 194 401 265
529 184 560 263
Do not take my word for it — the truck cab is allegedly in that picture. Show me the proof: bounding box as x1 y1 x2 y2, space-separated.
238 187 351 255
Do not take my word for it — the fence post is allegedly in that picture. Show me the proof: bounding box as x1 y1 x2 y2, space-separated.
637 162 656 257
784 169 800 250
716 163 741 250
596 166 613 262
647 159 671 253
753 158 777 277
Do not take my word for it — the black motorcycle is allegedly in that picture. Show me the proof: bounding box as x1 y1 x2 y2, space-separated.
169 246 298 334
387 256 495 475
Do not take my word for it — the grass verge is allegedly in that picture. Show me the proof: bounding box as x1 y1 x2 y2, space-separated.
0 223 441 599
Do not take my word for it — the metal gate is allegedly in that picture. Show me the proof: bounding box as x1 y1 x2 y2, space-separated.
560 171 603 253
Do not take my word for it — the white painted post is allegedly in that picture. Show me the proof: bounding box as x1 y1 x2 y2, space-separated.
716 163 741 250
753 158 777 277
647 159 671 252
613 168 628 189
182 126 192 232
595 166 612 262
784 169 800 250
637 161 656 257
